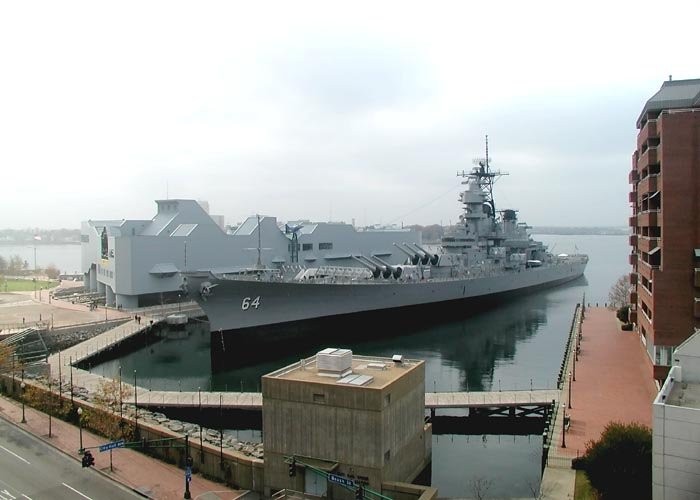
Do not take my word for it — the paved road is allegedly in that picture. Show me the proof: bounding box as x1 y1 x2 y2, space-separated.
0 418 139 500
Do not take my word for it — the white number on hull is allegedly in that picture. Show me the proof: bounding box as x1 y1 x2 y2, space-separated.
241 296 261 310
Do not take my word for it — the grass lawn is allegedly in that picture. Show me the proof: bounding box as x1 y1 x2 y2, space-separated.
0 278 59 292
574 470 598 499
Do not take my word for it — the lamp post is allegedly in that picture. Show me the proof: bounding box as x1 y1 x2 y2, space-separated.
77 407 83 452
561 403 566 448
48 378 52 437
20 380 26 424
118 365 123 423
69 356 74 407
568 372 572 409
134 370 138 436
198 387 203 459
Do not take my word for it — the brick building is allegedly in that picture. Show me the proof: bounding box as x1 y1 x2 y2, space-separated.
629 77 700 380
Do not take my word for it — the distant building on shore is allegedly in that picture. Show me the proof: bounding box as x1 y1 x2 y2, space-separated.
629 77 700 380
81 200 419 309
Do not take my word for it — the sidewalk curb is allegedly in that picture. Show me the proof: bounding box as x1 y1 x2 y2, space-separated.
0 396 151 498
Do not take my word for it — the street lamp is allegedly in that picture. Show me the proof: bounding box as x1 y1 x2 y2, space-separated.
198 387 203 459
77 407 83 452
568 372 572 409
561 403 567 448
134 370 138 436
20 381 26 423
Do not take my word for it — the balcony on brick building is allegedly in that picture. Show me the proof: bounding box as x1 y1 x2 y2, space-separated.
638 236 659 254
638 119 658 148
630 291 638 304
630 253 638 266
630 234 638 246
638 174 658 195
638 260 653 281
695 268 700 288
629 191 637 203
638 210 659 227
629 214 637 228
638 146 658 171
630 272 638 285
629 169 639 184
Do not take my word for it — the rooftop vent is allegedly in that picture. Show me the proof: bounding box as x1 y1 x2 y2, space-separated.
317 348 353 378
392 354 404 364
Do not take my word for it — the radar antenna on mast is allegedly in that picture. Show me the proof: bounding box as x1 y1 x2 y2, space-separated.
456 135 508 218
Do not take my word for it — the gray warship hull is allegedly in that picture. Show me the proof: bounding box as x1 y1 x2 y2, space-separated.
190 258 587 334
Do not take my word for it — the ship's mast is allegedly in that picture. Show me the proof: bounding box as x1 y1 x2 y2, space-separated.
457 135 508 219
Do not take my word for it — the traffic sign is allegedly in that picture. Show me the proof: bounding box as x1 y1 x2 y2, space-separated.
328 473 355 488
98 439 125 452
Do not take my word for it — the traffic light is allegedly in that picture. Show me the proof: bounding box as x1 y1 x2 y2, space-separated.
82 450 95 468
288 457 296 477
355 486 363 500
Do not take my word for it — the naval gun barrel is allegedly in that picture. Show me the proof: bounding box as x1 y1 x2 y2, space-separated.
394 243 420 265
352 255 382 278
405 243 431 265
368 255 403 279
413 243 440 266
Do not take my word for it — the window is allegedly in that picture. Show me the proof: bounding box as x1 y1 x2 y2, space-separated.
313 393 326 404
655 345 675 366
302 243 313 251
384 450 391 462
319 242 333 250
384 394 391 407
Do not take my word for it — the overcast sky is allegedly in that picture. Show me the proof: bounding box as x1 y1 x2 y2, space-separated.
1 1 698 229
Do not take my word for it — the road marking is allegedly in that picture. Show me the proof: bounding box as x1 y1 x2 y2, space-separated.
61 483 92 500
0 446 30 465
22 495 33 500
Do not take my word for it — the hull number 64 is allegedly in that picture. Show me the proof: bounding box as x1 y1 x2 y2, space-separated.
242 296 261 310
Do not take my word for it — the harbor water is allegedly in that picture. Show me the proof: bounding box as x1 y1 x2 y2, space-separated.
84 234 627 497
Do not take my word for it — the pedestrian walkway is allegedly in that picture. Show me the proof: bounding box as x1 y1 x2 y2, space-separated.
556 307 656 456
0 394 243 499
540 307 657 499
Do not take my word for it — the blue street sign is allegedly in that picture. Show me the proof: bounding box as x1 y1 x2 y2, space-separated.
185 466 192 482
328 474 355 488
98 439 125 452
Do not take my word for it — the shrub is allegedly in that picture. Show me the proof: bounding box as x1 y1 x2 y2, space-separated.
616 305 630 323
581 421 652 499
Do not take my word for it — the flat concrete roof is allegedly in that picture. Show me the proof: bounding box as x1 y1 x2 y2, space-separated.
666 381 700 409
264 353 423 390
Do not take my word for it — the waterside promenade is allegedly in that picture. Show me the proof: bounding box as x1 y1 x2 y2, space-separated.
540 307 658 499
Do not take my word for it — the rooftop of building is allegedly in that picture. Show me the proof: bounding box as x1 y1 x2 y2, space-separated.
665 380 700 409
637 77 700 127
264 349 423 390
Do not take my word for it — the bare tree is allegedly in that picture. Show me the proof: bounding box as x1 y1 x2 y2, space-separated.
92 378 135 441
45 263 60 280
608 275 632 309
470 476 493 500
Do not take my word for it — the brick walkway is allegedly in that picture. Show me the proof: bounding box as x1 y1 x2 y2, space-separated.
557 307 657 456
0 394 244 499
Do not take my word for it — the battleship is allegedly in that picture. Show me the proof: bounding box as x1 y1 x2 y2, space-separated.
183 140 588 360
